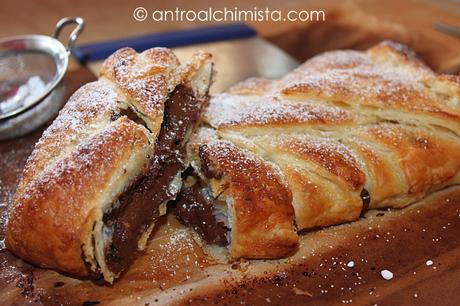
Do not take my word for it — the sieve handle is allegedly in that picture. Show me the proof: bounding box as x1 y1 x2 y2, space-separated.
52 16 85 54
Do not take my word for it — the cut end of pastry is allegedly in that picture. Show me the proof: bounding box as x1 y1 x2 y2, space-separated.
174 138 299 259
6 47 214 284
85 85 212 283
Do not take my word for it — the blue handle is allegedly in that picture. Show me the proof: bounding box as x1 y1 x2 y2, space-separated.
73 23 256 63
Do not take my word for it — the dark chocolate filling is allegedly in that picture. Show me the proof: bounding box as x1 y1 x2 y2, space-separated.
101 85 205 275
174 179 229 246
360 188 371 217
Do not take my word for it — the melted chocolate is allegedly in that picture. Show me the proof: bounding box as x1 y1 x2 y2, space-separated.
102 85 205 275
198 146 222 180
360 188 371 217
174 182 228 246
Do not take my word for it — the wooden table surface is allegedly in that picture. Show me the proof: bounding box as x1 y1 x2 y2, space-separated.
1 0 459 72
0 0 309 43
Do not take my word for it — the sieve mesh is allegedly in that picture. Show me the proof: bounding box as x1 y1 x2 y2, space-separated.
0 50 57 115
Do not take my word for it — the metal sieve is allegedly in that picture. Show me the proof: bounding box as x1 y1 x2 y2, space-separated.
0 16 84 140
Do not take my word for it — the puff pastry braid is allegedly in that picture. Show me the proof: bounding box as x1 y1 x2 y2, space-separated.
175 41 460 259
6 47 214 283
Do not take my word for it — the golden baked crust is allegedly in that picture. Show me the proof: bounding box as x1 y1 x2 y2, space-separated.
196 139 298 258
99 48 213 133
6 117 151 276
248 134 365 229
205 93 356 136
6 47 213 282
192 40 460 244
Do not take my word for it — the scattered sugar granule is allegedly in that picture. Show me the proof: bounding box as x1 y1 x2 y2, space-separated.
426 260 433 266
347 261 355 268
380 269 393 280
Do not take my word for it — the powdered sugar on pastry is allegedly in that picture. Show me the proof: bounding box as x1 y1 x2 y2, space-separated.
186 40 460 244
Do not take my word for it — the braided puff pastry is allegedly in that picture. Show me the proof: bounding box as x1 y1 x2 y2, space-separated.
6 47 214 283
175 41 460 258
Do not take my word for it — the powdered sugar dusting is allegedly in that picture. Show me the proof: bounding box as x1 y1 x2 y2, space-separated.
18 81 121 189
206 94 352 129
17 47 212 196
100 47 212 126
100 48 173 118
197 40 460 238
198 139 296 251
200 139 293 206
202 139 278 180
277 46 447 116
268 134 364 190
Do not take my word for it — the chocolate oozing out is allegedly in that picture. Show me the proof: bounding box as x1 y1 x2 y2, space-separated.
198 147 222 180
174 181 229 246
360 188 371 217
100 85 206 275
